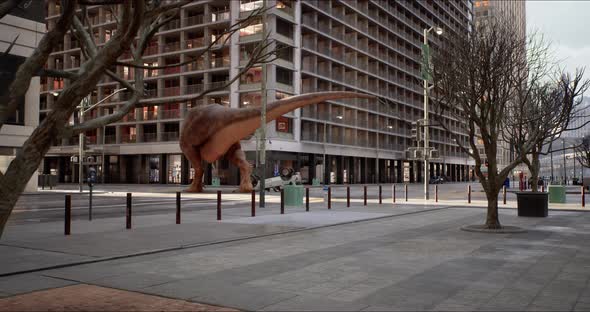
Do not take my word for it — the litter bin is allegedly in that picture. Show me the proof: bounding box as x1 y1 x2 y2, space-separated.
312 178 321 186
284 184 304 208
211 177 220 186
548 185 566 204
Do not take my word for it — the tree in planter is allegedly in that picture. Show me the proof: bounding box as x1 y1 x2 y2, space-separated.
575 136 590 177
0 1 277 238
430 16 554 229
516 72 590 192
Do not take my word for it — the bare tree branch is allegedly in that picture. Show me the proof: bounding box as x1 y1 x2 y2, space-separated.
0 0 76 130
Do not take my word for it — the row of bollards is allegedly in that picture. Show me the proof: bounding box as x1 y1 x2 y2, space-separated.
69 183 587 236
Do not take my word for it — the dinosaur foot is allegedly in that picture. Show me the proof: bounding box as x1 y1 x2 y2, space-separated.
184 185 204 193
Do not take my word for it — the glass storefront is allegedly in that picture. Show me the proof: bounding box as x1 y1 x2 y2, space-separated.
149 156 160 183
168 154 182 184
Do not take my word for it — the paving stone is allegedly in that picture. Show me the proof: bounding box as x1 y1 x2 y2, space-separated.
574 301 590 311
89 272 176 291
260 294 369 311
0 274 77 295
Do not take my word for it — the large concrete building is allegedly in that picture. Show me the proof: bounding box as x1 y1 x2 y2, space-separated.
473 0 526 174
0 1 45 192
41 0 474 186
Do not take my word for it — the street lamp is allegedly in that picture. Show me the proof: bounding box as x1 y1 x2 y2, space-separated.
422 26 443 200
77 87 127 192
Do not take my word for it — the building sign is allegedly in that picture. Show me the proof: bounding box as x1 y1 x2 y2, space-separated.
403 161 410 182
276 116 291 133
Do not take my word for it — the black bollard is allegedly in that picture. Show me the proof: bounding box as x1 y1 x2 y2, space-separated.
65 194 71 235
251 190 256 217
176 191 181 224
328 187 331 209
346 186 350 207
217 191 222 220
379 185 382 204
126 193 132 229
280 189 285 214
364 185 367 206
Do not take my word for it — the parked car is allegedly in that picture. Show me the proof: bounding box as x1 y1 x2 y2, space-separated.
429 176 445 184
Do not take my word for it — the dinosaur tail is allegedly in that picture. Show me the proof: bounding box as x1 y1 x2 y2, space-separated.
200 91 374 162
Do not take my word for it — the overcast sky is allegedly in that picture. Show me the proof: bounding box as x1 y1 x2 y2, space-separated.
527 1 590 73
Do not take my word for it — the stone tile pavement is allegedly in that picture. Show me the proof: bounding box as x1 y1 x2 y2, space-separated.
1 201 590 310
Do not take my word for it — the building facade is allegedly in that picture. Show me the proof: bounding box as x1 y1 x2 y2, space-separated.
473 0 526 174
41 0 474 186
0 1 45 192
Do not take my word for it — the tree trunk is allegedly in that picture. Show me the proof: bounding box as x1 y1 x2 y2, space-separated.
530 152 540 192
484 191 501 229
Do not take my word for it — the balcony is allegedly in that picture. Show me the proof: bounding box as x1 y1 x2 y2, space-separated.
184 38 205 49
160 109 181 119
210 57 230 68
143 110 158 120
162 86 181 97
185 15 204 26
121 134 136 143
161 132 179 141
104 135 116 144
143 133 158 143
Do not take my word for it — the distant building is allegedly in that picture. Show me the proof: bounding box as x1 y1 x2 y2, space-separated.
41 0 474 186
0 1 45 192
473 0 526 175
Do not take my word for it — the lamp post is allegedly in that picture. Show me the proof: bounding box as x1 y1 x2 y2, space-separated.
563 139 567 185
422 26 443 200
77 87 127 192
258 0 268 207
376 125 393 184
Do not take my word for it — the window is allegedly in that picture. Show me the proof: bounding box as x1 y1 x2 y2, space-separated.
240 0 263 12
276 44 293 62
240 17 263 36
276 67 293 86
240 43 257 61
240 92 262 107
240 67 262 84
276 18 293 38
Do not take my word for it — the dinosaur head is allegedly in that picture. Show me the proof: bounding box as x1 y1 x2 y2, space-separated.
198 91 374 162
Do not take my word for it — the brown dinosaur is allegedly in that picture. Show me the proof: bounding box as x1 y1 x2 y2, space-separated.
179 91 373 192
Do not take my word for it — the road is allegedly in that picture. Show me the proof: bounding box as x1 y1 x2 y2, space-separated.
10 182 496 224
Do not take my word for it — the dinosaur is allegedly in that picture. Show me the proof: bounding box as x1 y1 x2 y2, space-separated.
179 91 373 193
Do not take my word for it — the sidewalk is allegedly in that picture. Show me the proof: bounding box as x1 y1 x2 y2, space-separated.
1 198 446 276
2 198 590 311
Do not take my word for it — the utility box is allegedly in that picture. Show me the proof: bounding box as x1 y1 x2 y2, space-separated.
211 177 220 186
284 184 304 208
548 185 566 204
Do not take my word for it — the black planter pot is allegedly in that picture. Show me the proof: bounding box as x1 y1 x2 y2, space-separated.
516 191 548 217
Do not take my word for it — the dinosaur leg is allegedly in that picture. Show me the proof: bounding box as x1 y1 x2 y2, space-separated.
181 144 204 192
226 143 253 193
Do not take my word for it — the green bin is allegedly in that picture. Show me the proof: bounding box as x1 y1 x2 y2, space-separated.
312 178 321 186
211 177 221 186
548 185 566 203
284 184 304 208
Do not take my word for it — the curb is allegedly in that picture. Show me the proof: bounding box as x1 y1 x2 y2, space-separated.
0 206 449 278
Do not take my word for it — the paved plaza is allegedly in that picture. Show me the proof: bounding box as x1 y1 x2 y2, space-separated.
1 183 590 310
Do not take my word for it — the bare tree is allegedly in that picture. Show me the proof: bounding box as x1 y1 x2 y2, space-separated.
430 15 553 229
575 136 590 171
0 1 277 238
518 71 590 192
